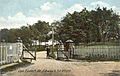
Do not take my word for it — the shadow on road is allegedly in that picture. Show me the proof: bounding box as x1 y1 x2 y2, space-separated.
101 70 120 76
0 62 34 74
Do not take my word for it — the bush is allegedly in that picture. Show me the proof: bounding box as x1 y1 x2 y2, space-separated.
27 45 45 51
36 45 45 51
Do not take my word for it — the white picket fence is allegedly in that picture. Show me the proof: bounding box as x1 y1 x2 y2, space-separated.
0 43 23 65
74 45 120 60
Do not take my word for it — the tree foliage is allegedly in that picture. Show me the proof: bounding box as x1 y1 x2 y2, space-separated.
0 20 50 46
0 7 120 44
55 7 120 43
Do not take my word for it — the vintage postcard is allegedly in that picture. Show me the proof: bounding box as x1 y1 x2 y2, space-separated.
0 0 120 76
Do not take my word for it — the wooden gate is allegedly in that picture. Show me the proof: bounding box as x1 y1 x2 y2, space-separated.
20 44 36 62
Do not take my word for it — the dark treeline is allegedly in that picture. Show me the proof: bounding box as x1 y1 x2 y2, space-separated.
0 7 120 45
0 21 50 45
55 7 120 43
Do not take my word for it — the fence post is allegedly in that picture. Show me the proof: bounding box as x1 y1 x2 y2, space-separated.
0 46 1 64
6 45 7 64
1 46 3 64
4 45 5 64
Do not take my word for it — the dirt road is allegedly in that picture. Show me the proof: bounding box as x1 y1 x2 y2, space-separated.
1 51 120 76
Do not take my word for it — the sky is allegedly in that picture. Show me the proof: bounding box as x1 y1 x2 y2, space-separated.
0 0 120 29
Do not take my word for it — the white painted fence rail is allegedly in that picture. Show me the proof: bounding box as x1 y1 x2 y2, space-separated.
74 45 120 60
0 43 23 65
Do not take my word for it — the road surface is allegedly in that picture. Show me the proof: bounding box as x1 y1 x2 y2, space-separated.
1 51 120 76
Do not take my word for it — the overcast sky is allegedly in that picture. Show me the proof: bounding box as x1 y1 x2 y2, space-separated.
0 0 120 29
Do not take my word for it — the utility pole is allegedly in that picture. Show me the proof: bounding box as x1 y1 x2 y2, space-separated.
52 24 54 53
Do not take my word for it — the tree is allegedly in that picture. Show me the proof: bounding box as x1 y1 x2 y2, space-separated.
91 7 120 42
0 29 9 42
0 20 50 46
55 7 120 43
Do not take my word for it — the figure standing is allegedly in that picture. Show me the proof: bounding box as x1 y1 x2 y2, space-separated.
46 45 50 58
